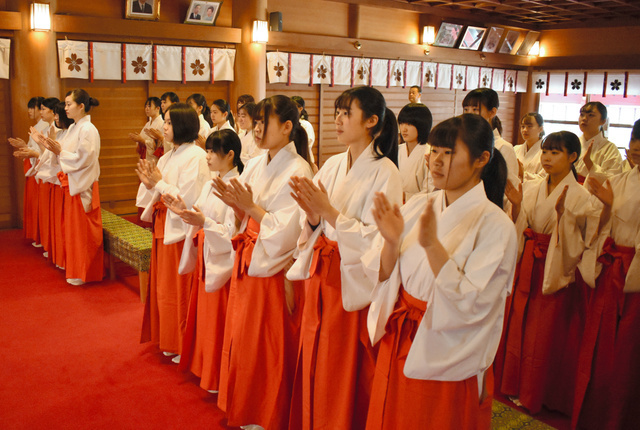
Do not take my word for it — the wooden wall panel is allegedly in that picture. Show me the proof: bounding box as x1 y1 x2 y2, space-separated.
0 80 14 228
269 0 349 37
61 79 230 216
358 6 420 44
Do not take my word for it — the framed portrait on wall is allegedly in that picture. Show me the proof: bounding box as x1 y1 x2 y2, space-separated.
459 26 486 50
125 0 160 20
482 27 504 53
185 1 222 25
433 22 463 48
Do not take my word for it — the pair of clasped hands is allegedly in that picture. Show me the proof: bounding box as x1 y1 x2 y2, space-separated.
8 126 61 161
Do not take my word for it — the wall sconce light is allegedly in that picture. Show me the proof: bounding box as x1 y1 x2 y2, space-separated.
30 3 51 31
252 20 269 44
354 41 362 50
422 26 435 55
528 41 540 56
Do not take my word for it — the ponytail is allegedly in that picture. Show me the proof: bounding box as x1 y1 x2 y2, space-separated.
481 149 507 209
292 123 310 165
373 107 398 167
187 93 212 127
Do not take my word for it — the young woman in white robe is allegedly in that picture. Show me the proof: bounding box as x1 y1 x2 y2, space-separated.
129 97 164 163
208 99 236 135
574 120 640 430
575 101 622 181
498 131 601 417
365 114 517 429
288 86 403 430
515 113 546 181
136 103 209 359
397 103 433 201
163 129 242 393
236 102 263 164
33 89 104 285
186 93 212 146
212 95 313 430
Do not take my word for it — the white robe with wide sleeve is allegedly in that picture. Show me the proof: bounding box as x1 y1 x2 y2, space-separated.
239 130 264 164
581 166 640 292
495 129 520 186
197 114 211 139
287 143 403 311
367 182 517 382
576 133 623 178
136 143 209 245
25 119 50 177
232 141 313 277
398 143 431 200
178 168 239 292
515 139 545 181
35 127 65 185
140 114 165 161
514 173 601 293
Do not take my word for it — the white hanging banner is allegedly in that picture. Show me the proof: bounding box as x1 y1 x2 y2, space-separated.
604 72 626 97
548 72 565 95
405 61 421 87
312 55 332 85
585 72 605 95
156 45 182 81
370 59 388 87
58 40 89 79
0 39 9 79
466 66 480 90
452 65 466 90
516 70 529 93
333 56 351 86
492 69 505 92
436 63 453 90
480 67 493 88
352 57 370 87
504 70 517 93
290 53 311 84
389 60 405 87
267 51 288 84
92 42 121 80
567 72 586 95
627 73 640 96
184 47 210 82
532 72 547 94
125 44 152 81
213 48 235 81
422 62 436 88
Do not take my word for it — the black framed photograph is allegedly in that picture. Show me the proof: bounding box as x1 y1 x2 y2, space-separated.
499 30 521 54
459 26 486 50
125 0 160 21
433 22 464 48
482 27 504 53
185 1 222 25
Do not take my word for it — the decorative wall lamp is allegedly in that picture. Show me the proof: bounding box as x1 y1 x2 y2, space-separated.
528 41 540 56
30 3 51 31
252 20 269 44
422 26 435 55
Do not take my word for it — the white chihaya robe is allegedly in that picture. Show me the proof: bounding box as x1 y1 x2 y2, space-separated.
622 159 634 173
300 119 316 164
178 168 239 292
287 143 403 311
58 115 101 210
231 141 313 277
515 173 601 293
208 120 236 137
239 130 264 164
366 182 517 383
576 133 623 178
139 114 165 162
495 129 520 186
197 114 211 139
398 143 432 200
136 143 209 245
34 127 65 185
581 166 640 292
25 119 51 177
515 139 545 181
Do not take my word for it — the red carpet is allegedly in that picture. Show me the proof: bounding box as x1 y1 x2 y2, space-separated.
0 229 238 430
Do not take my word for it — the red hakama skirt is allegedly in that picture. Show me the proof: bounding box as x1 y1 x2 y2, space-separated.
38 181 52 254
289 235 375 430
366 288 493 430
572 238 640 430
217 218 302 429
499 228 585 415
23 159 39 243
178 230 230 392
50 184 66 268
141 202 194 354
58 173 104 283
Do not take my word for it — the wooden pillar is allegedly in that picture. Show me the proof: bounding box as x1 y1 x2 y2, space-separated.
231 0 267 106
347 4 359 39
8 0 60 227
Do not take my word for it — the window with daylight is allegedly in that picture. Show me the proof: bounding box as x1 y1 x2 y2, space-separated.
539 93 640 157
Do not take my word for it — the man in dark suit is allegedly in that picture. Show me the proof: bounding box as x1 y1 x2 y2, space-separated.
132 0 153 14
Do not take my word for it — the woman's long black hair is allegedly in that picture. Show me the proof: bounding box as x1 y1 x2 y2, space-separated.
206 129 244 174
